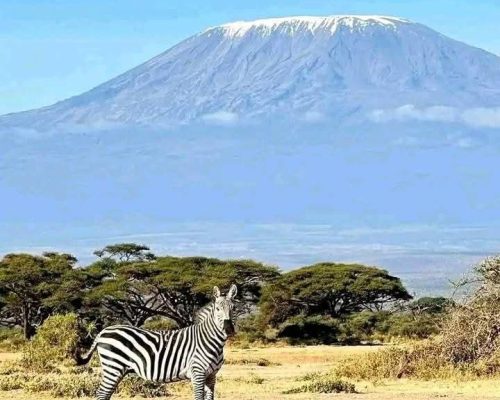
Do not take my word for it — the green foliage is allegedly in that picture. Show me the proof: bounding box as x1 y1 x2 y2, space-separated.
284 374 356 394
0 241 434 348
88 255 279 327
409 296 454 314
277 315 341 344
93 243 156 262
0 252 80 338
0 327 25 351
233 314 269 344
234 373 265 384
0 371 170 398
260 262 411 327
143 317 178 331
225 357 279 366
382 313 440 339
118 376 169 397
0 373 26 391
340 310 390 343
20 313 80 372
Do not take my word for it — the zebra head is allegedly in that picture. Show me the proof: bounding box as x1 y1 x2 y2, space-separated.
212 284 237 336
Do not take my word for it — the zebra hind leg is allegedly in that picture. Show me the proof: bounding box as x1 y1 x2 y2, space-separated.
95 366 127 400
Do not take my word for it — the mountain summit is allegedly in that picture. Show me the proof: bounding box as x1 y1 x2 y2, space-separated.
2 15 500 129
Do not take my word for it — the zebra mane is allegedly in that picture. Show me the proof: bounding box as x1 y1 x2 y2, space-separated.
194 302 214 324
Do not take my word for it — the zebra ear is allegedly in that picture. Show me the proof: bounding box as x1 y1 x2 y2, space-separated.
227 284 238 300
213 286 221 298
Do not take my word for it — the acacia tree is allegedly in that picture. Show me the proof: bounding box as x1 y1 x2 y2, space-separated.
87 255 280 327
0 252 78 338
260 262 411 326
93 243 156 262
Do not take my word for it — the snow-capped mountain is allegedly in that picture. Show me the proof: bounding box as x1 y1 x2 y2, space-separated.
2 15 500 129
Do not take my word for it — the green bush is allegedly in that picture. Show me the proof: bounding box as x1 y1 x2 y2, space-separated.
225 357 279 366
382 313 440 339
20 313 80 372
277 315 340 344
284 375 356 394
233 314 268 344
143 317 178 331
0 372 97 396
0 327 25 351
234 373 265 385
118 376 169 397
0 373 27 391
49 373 99 398
0 371 172 398
346 311 387 338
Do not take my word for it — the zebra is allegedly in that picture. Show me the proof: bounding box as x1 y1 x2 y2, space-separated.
76 284 238 400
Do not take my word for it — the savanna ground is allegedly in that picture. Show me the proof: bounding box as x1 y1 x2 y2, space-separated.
0 345 498 400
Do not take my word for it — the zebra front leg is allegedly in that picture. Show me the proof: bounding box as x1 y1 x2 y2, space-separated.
204 373 216 400
191 371 206 400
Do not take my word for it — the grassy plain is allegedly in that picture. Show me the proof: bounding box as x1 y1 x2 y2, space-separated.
0 345 498 400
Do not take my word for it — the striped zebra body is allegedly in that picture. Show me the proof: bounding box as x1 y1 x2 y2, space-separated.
78 285 237 400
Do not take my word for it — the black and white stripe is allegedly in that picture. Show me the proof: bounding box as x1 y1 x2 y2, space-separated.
77 284 238 400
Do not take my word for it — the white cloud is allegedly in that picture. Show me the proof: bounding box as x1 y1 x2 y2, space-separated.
454 137 476 148
370 105 500 128
301 110 326 123
201 111 239 125
393 136 421 147
462 107 500 128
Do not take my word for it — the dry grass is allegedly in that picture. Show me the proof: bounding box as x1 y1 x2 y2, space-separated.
0 345 499 400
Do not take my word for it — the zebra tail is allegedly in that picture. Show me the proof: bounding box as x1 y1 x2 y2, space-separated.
74 333 101 366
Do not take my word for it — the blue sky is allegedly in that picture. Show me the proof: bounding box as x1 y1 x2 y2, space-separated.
1 0 499 115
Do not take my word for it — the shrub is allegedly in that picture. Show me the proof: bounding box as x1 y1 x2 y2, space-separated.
0 327 25 351
225 357 279 366
0 371 172 398
233 314 268 344
0 373 27 391
49 373 99 398
344 311 388 341
277 315 340 344
118 376 169 397
335 341 453 381
234 373 265 384
383 313 440 339
440 256 500 365
298 372 323 381
143 317 178 331
20 313 80 372
284 375 356 394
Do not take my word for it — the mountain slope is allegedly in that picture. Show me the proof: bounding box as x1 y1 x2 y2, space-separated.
2 15 500 129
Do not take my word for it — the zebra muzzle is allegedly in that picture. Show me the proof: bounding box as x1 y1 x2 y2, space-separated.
223 319 235 335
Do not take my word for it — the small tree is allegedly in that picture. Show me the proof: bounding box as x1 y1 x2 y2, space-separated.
93 243 156 262
0 253 78 338
408 296 454 316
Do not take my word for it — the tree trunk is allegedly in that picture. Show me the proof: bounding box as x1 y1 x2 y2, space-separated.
22 305 35 339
